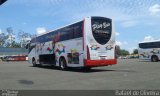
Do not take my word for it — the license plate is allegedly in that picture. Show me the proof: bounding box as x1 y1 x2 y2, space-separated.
100 57 106 60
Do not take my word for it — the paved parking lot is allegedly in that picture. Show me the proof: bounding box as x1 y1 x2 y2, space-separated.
0 59 160 90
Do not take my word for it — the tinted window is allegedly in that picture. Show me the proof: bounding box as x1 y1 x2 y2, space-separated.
73 22 83 38
34 21 83 43
31 37 36 43
68 26 74 39
139 41 160 49
59 26 72 41
59 21 82 41
91 17 112 45
29 44 36 53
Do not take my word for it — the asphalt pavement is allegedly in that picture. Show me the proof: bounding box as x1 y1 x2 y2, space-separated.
0 59 160 90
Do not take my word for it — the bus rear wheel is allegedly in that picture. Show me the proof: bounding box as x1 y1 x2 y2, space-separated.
59 57 67 70
151 55 158 62
83 67 92 71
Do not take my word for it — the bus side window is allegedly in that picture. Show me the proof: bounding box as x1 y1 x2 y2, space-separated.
158 42 160 48
61 25 74 41
74 22 82 38
68 25 74 40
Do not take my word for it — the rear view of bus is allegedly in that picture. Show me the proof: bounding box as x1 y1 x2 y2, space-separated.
83 17 117 67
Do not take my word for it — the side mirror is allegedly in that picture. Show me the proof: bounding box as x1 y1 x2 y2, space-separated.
25 43 30 49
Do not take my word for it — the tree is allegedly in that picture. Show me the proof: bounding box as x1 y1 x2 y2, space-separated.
133 49 138 54
0 27 31 48
11 41 21 48
0 32 8 47
121 49 130 56
6 27 15 47
18 30 31 48
115 45 121 57
115 45 130 57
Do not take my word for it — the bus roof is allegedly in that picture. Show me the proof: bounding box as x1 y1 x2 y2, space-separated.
139 40 160 44
35 17 87 37
33 16 111 38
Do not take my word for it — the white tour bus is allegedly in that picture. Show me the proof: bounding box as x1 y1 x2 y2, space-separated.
138 40 160 62
27 16 117 70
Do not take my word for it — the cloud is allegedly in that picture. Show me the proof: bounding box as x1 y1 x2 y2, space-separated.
25 37 31 41
70 0 158 23
10 0 159 24
71 5 133 22
116 41 128 46
149 4 160 15
7 35 16 42
143 35 154 41
124 41 128 45
121 20 138 27
36 27 46 35
115 32 120 36
116 41 122 46
128 47 137 53
22 22 27 25
141 35 160 42
134 40 139 42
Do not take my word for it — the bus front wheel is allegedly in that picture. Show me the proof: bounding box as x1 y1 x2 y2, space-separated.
32 58 37 67
59 57 67 70
151 55 158 62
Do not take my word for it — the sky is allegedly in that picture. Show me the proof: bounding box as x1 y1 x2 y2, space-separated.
0 0 160 53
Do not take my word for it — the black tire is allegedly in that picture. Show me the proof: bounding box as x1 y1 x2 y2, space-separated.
83 67 92 71
32 58 37 67
59 58 67 70
151 55 158 62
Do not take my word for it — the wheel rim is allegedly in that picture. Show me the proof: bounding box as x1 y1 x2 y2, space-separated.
60 58 66 70
152 56 157 62
153 58 156 61
32 59 36 65
60 60 64 69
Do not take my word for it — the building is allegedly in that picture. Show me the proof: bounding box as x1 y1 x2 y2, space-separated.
0 48 28 56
